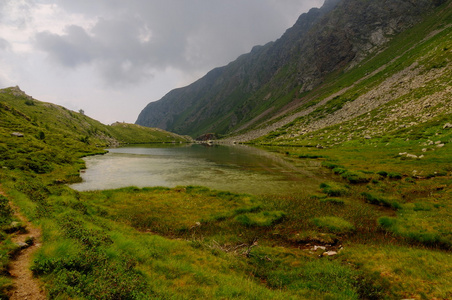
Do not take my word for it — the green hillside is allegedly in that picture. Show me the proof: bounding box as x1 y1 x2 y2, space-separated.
0 86 191 181
0 86 191 147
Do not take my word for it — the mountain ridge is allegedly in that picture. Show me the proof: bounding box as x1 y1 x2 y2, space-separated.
135 0 342 136
136 0 443 138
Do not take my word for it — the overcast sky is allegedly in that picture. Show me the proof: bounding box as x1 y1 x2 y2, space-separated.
0 0 323 124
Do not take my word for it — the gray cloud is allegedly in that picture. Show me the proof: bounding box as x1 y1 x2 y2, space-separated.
34 0 324 86
36 25 94 67
0 38 11 50
0 0 34 30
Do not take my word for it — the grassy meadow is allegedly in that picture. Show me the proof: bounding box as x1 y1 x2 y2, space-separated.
1 135 451 298
1 100 451 299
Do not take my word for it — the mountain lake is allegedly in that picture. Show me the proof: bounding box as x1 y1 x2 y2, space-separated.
70 144 328 196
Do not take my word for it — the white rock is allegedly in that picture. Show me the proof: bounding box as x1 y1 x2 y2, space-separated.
11 132 24 137
15 242 28 249
312 246 326 251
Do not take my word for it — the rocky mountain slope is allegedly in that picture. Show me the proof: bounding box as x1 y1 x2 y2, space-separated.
136 0 447 139
250 1 451 146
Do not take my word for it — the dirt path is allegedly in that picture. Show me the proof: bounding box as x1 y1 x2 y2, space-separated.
0 188 46 299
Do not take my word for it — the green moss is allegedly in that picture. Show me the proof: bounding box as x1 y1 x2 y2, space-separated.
234 211 286 227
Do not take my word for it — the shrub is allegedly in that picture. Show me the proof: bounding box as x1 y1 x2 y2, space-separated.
33 249 149 299
340 171 371 184
426 171 447 178
298 154 324 159
309 194 327 200
36 131 45 140
24 99 35 106
0 196 13 226
234 205 261 214
376 171 388 177
321 161 343 169
15 179 49 203
388 172 402 179
378 217 450 248
265 259 366 298
312 216 355 234
56 215 113 248
320 182 348 197
332 167 347 174
361 192 401 210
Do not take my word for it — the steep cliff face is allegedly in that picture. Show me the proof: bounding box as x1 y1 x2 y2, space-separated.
136 0 437 137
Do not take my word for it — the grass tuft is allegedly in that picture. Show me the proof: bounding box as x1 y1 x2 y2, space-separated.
320 182 348 197
235 211 286 227
312 216 355 234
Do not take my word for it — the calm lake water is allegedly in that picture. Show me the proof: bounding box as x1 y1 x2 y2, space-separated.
70 144 326 196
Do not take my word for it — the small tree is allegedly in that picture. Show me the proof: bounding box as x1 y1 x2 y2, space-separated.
80 135 89 144
37 131 45 140
79 109 85 115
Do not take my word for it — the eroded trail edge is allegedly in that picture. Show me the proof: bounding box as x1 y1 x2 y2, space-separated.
0 188 46 299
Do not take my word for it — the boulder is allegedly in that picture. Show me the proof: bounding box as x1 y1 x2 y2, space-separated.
11 132 24 137
312 245 326 251
15 242 29 249
322 251 338 256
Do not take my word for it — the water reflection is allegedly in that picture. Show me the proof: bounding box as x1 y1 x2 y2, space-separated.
70 144 324 195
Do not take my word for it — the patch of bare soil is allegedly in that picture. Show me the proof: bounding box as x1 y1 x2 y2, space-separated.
0 188 46 299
